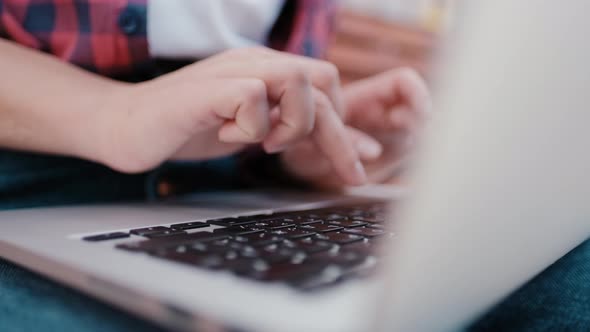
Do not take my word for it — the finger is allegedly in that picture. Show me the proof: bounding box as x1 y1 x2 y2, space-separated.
389 106 416 130
261 66 315 153
346 68 431 132
246 48 346 119
195 50 347 151
201 47 346 119
284 56 345 119
345 126 383 161
215 79 271 143
310 89 367 186
386 68 431 119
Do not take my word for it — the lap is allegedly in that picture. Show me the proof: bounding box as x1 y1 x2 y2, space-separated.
1 240 589 332
468 238 590 332
0 258 166 332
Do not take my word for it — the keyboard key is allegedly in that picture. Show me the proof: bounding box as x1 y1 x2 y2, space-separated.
115 242 145 252
343 227 385 238
266 220 296 230
327 220 368 228
169 221 208 231
251 260 329 284
292 238 334 254
207 217 256 227
117 232 230 253
234 232 284 247
83 232 129 242
217 213 274 225
214 227 264 236
322 213 348 221
143 230 187 238
185 240 247 257
235 214 272 221
269 227 315 239
238 245 260 258
340 241 378 256
298 219 324 226
130 226 170 236
308 251 367 269
153 251 224 269
367 223 385 229
222 258 269 276
298 224 343 233
352 216 385 223
316 232 364 245
258 244 299 264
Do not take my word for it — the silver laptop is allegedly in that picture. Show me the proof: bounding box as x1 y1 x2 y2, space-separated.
1 2 589 331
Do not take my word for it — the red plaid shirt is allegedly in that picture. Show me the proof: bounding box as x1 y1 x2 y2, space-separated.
0 0 335 78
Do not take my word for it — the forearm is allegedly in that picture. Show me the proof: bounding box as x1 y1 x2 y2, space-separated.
0 39 125 163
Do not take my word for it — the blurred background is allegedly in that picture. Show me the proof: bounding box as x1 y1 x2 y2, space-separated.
327 0 458 83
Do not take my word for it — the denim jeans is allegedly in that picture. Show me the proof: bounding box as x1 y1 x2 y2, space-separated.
0 150 589 332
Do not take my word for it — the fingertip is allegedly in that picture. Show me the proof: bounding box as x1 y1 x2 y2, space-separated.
349 160 368 185
262 139 286 154
355 136 382 160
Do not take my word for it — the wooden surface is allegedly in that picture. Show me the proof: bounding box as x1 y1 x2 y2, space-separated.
327 10 437 83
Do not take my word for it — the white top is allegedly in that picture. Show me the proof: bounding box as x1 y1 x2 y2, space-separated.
147 0 285 58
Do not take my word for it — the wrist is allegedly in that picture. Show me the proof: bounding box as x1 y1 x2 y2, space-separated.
82 82 135 171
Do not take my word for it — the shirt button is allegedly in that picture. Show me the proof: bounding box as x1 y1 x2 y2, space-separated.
118 6 142 35
157 180 173 198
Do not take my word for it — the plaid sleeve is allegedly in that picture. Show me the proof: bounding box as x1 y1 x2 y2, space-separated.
0 0 151 77
269 0 337 58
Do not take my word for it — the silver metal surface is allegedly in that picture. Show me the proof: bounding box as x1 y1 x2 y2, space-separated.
0 189 397 332
377 1 590 331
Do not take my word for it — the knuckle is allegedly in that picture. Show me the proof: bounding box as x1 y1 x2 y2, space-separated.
238 46 272 58
241 79 267 103
288 64 312 86
323 62 340 80
316 62 340 90
247 46 270 54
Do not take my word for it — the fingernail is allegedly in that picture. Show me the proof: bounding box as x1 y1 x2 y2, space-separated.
351 161 368 185
356 138 382 159
264 143 286 154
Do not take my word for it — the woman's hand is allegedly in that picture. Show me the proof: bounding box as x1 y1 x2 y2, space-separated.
97 47 368 185
280 68 431 189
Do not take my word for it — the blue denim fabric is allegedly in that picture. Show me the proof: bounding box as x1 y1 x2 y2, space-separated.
468 239 590 332
0 149 588 331
0 258 167 332
0 150 149 209
0 150 241 209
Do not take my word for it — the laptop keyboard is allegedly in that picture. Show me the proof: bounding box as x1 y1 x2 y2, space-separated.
84 201 393 291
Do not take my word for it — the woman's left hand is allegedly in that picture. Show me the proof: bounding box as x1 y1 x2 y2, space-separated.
281 68 431 189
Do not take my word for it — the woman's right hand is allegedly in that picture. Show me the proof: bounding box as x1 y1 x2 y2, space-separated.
97 47 368 186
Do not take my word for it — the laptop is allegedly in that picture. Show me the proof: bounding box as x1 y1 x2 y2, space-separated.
1 2 589 331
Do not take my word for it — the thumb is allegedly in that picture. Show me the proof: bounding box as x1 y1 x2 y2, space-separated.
159 78 271 143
